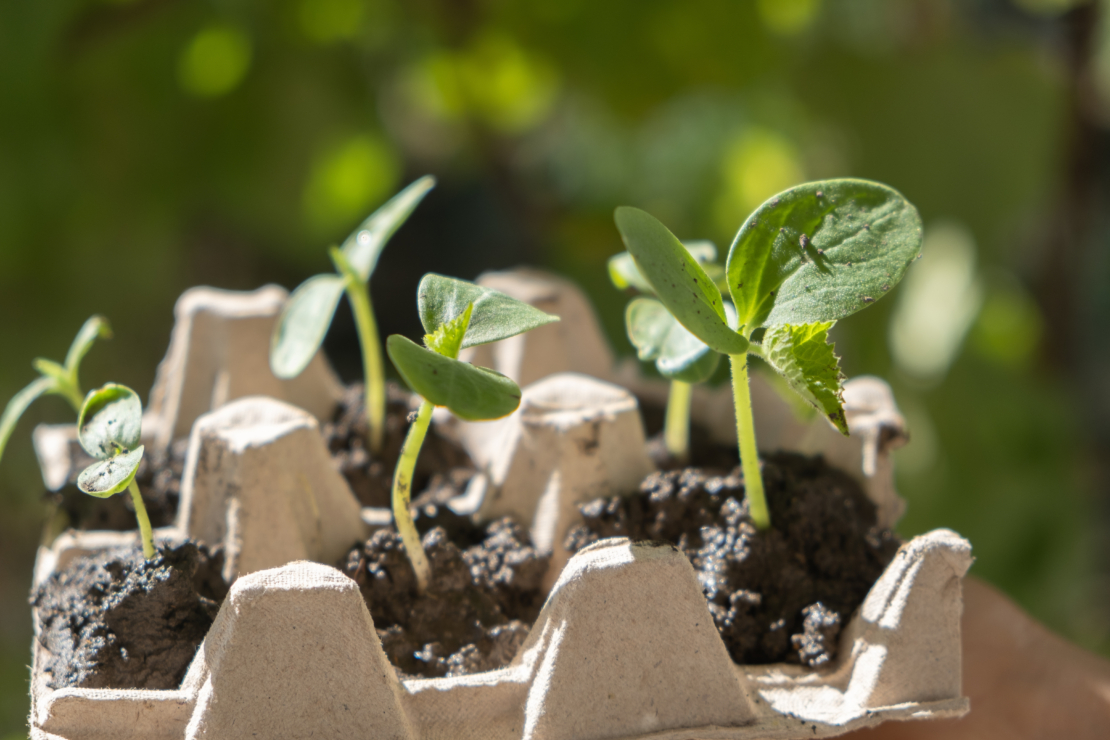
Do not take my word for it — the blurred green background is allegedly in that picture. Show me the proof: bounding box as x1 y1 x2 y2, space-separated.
3 0 1110 735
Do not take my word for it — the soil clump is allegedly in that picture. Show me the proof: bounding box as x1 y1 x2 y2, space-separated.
32 542 226 690
565 452 900 667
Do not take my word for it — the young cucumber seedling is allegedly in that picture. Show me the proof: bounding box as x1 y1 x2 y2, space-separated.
386 274 559 591
75 384 155 559
609 242 726 463
615 179 923 530
0 316 111 470
271 176 436 455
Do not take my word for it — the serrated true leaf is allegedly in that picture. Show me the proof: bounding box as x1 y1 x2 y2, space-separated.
270 274 346 379
726 179 922 332
609 241 717 294
614 207 749 355
78 446 144 498
424 302 473 358
761 322 848 435
417 274 559 349
340 175 436 282
77 384 143 459
387 335 521 421
65 315 112 375
626 297 720 383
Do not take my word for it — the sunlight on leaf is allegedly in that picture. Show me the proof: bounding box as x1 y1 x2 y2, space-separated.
417 274 559 349
761 322 847 435
78 446 144 498
271 274 346 379
77 384 142 459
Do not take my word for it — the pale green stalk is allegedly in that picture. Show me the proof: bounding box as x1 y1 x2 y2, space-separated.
128 479 155 559
664 380 692 461
346 278 387 455
391 400 433 591
729 353 770 530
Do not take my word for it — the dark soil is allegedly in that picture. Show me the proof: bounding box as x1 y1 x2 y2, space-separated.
31 542 227 690
564 452 901 667
324 383 475 508
342 512 549 679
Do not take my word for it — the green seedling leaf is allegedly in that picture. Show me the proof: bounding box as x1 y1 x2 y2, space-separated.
270 274 346 379
32 359 69 386
726 179 923 331
387 335 521 421
609 241 718 294
340 175 437 282
424 303 473 358
78 445 144 498
417 274 559 349
761 322 848 435
0 376 55 466
614 207 749 355
626 298 720 383
65 315 112 376
77 384 143 459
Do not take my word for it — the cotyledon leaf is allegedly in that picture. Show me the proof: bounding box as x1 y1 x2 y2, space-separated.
78 446 145 498
64 315 112 375
614 207 748 355
32 359 69 386
270 274 346 379
760 322 848 435
625 297 720 383
609 241 718 294
417 274 559 350
387 335 522 421
77 383 143 459
0 376 55 467
726 179 923 331
340 175 436 282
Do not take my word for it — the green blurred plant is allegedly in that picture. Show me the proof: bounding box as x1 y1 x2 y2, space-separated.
609 242 725 462
271 176 436 455
614 179 922 529
386 274 558 590
75 384 153 559
0 316 111 470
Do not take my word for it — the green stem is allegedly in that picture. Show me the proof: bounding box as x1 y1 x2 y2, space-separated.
60 381 84 414
664 380 692 462
392 399 433 591
128 479 156 559
347 279 386 456
729 353 770 530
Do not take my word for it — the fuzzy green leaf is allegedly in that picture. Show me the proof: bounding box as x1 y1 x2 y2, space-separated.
0 376 55 468
609 241 717 294
387 335 521 421
77 383 143 459
626 297 720 383
270 274 346 379
726 179 923 331
761 322 848 435
32 359 69 386
614 207 749 355
417 274 559 350
340 175 436 282
424 302 473 358
64 315 112 375
78 446 144 498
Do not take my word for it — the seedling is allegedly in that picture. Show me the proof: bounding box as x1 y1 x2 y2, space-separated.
386 274 559 590
609 241 725 462
0 316 111 470
271 175 436 455
615 179 922 530
75 384 154 559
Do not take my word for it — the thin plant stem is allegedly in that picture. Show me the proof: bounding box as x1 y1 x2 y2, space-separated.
392 399 433 591
346 278 386 455
729 353 770 530
60 381 84 414
663 380 692 462
128 479 156 559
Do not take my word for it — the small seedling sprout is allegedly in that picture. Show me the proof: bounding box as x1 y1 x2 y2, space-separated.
609 242 725 462
271 176 436 455
75 384 154 559
614 179 923 530
0 316 111 470
386 274 559 590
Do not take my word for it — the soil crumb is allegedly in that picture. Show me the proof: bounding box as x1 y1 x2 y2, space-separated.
325 383 475 508
564 452 900 667
32 542 226 690
342 518 548 679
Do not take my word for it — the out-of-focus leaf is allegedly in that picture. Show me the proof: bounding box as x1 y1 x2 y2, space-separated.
387 335 521 420
726 179 923 331
761 322 848 435
31 359 68 386
417 273 559 349
609 241 718 294
0 376 55 467
340 175 436 281
64 315 112 374
270 274 346 379
614 207 748 355
78 446 144 498
626 297 721 383
77 384 142 459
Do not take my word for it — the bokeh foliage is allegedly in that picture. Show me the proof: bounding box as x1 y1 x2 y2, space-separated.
1 0 1107 734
